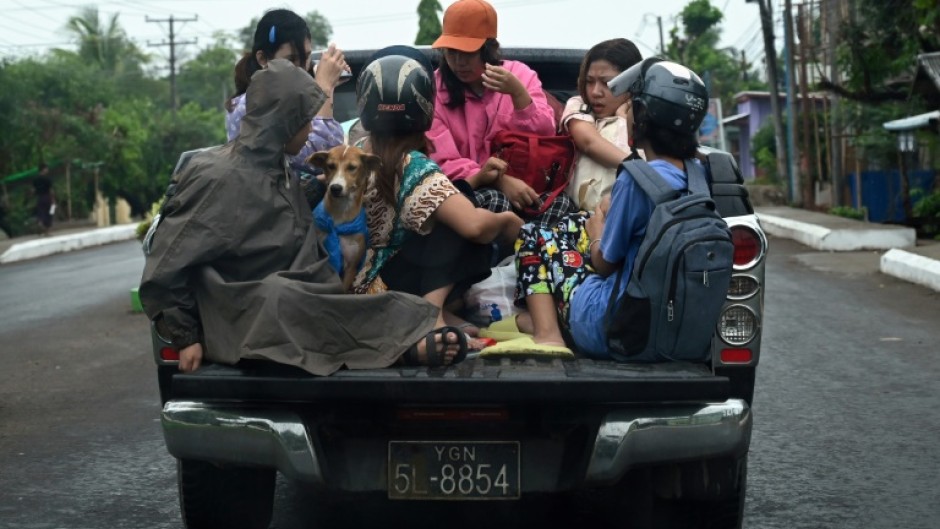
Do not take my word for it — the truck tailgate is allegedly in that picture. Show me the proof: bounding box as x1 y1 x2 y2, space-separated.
169 358 728 404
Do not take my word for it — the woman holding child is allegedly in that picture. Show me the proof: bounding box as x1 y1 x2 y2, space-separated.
562 38 643 211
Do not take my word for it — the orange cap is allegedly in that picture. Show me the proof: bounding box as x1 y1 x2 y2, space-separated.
431 0 498 53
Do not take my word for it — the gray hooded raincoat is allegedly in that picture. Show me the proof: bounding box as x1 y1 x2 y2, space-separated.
139 59 438 375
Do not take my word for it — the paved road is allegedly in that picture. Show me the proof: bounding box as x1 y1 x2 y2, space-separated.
745 238 940 529
1 239 938 528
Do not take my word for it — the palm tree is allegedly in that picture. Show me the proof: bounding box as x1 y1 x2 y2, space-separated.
63 7 147 73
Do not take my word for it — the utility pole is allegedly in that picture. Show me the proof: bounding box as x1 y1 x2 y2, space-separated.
784 0 800 205
741 50 749 82
657 16 665 56
826 0 843 206
797 2 815 208
146 15 198 116
748 0 788 195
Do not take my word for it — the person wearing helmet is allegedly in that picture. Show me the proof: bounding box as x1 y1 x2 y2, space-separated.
427 0 573 228
479 58 709 360
351 52 525 366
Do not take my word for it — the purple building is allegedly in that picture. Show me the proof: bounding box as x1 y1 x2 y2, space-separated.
723 91 826 181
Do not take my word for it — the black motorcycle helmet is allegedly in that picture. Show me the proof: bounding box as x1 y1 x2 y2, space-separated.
607 58 708 136
356 54 435 134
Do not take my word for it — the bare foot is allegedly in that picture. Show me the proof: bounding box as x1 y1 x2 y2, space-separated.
442 310 479 337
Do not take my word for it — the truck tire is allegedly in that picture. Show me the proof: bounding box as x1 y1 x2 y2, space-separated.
177 458 276 529
699 456 747 529
649 455 748 529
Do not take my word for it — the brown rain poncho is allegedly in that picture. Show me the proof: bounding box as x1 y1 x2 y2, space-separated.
139 59 438 375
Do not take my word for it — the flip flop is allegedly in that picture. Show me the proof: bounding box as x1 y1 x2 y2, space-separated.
479 335 575 360
479 314 530 342
402 326 469 367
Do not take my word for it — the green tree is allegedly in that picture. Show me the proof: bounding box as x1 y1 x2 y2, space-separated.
237 17 258 52
415 0 443 46
305 11 333 49
665 0 762 109
60 7 148 74
177 34 240 111
823 0 939 102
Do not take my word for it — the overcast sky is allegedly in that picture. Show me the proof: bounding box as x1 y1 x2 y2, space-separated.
0 0 772 65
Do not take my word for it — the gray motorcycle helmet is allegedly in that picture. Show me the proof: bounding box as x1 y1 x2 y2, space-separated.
356 54 435 133
608 58 708 135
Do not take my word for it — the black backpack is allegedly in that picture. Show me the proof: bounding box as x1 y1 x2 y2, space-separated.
605 159 733 362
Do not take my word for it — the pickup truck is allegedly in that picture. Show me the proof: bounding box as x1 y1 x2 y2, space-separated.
151 48 767 529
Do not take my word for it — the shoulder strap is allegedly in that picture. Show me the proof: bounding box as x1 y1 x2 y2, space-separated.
622 159 678 205
685 160 711 197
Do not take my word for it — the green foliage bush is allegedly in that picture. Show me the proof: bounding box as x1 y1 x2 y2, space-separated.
829 206 867 221
751 122 779 183
0 17 229 233
912 188 940 239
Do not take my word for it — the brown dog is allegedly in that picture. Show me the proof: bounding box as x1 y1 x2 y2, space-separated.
307 145 381 292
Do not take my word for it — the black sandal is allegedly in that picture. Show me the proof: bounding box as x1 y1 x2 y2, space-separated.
403 326 469 367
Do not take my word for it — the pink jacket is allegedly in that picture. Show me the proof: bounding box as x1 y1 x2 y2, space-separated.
427 60 556 181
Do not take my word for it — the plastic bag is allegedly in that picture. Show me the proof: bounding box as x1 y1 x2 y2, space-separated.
463 256 520 327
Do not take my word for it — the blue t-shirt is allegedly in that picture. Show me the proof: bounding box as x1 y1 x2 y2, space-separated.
568 159 690 357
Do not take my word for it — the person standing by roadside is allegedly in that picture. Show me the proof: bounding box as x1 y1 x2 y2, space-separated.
0 192 12 239
33 163 55 236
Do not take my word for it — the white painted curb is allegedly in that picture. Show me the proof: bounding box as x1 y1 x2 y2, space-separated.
880 249 940 293
758 214 916 251
0 224 138 264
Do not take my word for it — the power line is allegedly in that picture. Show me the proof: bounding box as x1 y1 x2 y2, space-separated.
146 14 197 116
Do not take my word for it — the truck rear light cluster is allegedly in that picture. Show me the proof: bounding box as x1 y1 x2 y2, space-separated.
718 305 759 346
160 347 180 362
719 348 753 363
730 225 765 269
727 275 759 299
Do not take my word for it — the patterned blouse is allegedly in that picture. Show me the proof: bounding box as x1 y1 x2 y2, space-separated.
353 152 460 293
225 93 345 174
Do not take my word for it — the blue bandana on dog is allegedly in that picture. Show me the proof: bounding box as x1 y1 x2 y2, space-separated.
313 201 369 275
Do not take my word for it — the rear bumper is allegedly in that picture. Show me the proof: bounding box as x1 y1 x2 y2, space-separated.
162 399 751 491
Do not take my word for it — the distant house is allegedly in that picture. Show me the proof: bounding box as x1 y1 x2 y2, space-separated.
911 52 940 110
722 91 827 181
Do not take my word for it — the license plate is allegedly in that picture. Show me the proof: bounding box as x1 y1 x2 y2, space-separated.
388 441 520 500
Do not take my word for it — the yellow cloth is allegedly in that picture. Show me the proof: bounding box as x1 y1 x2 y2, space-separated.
479 314 530 342
479 336 574 360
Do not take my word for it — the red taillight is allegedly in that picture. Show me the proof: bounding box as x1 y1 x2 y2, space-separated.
720 348 753 363
160 347 180 362
731 226 761 267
